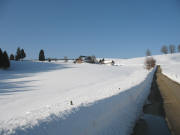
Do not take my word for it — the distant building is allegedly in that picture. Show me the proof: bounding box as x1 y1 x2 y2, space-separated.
74 55 98 64
74 58 83 64
99 59 115 65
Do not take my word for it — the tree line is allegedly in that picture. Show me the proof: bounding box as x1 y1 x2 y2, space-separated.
161 44 180 54
1 43 180 70
14 47 26 61
12 48 46 61
7 47 27 61
146 44 180 57
0 47 46 70
0 47 27 69
144 44 180 70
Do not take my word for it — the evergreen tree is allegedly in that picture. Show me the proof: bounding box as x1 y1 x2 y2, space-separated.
20 49 26 60
15 47 21 61
10 54 15 60
0 48 3 68
39 49 45 61
2 51 10 69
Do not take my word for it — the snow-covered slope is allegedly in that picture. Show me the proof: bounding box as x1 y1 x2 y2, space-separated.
112 53 180 84
155 53 180 84
0 59 155 135
1 53 179 135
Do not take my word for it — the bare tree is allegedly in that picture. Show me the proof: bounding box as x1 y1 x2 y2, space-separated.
161 45 168 54
178 45 180 52
64 56 68 62
144 57 156 70
146 49 151 56
169 44 175 54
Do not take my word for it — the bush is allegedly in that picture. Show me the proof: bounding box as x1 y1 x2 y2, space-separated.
111 60 115 65
145 57 156 70
48 58 51 62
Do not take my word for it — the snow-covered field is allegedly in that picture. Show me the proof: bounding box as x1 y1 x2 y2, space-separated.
0 58 155 135
155 53 180 84
112 53 180 84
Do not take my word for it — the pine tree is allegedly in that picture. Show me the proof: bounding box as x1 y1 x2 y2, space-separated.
20 49 26 60
39 49 45 61
10 54 15 60
2 51 10 69
0 48 3 68
15 47 21 61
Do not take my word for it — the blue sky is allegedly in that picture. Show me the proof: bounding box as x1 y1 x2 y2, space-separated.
0 0 180 59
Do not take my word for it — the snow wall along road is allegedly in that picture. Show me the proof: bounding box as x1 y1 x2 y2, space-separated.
1 68 156 135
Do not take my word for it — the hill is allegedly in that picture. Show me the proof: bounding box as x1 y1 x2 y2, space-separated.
0 53 179 135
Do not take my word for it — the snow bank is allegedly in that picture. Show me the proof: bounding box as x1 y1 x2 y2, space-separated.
0 60 155 135
154 53 180 84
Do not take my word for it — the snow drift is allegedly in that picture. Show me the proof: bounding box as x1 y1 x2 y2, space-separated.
0 59 155 135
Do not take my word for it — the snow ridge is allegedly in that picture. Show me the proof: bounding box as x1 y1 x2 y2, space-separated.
0 60 156 135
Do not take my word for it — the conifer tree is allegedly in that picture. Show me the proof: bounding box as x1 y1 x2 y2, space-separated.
0 48 3 68
2 51 10 69
10 54 15 60
39 49 45 61
20 49 26 60
15 47 21 61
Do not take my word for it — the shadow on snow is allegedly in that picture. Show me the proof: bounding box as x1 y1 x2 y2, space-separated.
0 60 73 95
7 69 155 135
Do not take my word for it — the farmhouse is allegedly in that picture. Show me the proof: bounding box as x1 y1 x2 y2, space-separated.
74 58 83 64
99 59 115 65
74 56 98 64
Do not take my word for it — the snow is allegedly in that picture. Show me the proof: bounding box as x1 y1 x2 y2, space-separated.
111 53 180 84
0 59 155 135
154 53 180 84
1 52 179 135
